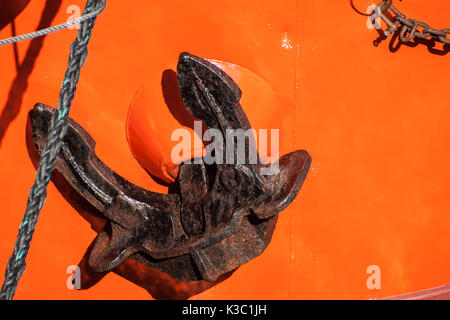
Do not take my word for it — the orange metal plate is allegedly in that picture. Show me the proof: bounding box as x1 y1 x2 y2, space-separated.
0 0 449 299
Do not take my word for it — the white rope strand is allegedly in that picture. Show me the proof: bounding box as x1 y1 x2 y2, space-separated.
0 0 106 47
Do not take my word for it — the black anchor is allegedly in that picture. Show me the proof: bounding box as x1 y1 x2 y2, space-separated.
28 52 311 282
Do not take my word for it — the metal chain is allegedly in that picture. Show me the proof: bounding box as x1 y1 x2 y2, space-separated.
0 0 106 300
377 0 450 44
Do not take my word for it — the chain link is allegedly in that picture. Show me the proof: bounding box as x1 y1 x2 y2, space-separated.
377 0 450 44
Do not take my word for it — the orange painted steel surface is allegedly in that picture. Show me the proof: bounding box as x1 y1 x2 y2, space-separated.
127 60 283 183
0 0 449 299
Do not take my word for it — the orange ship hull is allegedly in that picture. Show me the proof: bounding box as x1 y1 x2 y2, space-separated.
0 0 449 299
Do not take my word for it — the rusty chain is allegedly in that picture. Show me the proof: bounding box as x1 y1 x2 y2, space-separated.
376 0 450 44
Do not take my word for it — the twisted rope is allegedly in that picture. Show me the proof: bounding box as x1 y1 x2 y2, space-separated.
0 1 105 47
0 0 106 300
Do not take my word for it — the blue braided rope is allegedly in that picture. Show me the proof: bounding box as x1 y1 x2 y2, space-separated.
0 0 106 300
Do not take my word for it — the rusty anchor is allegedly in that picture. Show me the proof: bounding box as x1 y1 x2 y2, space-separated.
28 53 311 282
